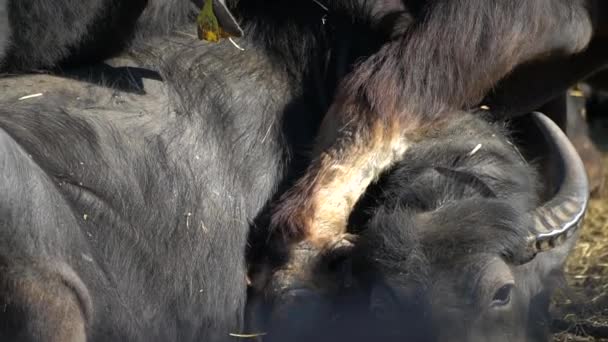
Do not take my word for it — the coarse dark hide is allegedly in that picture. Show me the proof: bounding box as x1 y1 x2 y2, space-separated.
0 0 218 71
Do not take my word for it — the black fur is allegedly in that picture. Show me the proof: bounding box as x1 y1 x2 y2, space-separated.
0 0 199 71
0 1 600 340
0 0 8 63
253 113 565 342
0 26 326 340
240 0 594 297
354 114 539 268
343 114 561 342
483 34 608 120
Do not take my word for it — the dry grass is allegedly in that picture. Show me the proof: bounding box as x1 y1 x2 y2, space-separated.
552 117 608 341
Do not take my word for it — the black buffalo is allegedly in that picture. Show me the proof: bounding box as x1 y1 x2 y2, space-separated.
480 34 608 195
348 111 588 342
0 0 241 71
0 1 383 340
249 110 589 342
0 1 600 341
248 2 602 321
243 0 602 331
0 26 325 340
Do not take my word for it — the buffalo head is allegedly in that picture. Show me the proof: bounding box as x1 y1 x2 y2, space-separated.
351 112 588 341
246 112 588 342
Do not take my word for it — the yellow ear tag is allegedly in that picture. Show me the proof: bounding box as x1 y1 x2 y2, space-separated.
197 0 232 42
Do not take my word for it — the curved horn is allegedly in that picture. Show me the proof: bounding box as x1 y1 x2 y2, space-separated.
523 111 589 260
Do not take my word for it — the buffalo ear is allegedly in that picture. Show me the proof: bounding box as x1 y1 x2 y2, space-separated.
213 0 244 37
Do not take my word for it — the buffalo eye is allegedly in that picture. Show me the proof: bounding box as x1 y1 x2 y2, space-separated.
491 283 513 308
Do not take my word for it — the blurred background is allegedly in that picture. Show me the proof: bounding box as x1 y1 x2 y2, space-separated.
553 71 608 341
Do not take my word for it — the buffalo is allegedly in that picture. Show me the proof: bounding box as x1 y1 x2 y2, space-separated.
246 0 603 330
0 27 323 340
0 0 602 341
0 0 241 71
252 1 603 316
349 111 588 341
250 110 589 342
